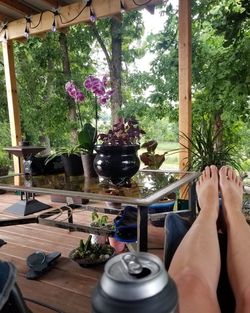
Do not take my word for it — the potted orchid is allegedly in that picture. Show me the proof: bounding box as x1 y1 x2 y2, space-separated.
65 75 113 177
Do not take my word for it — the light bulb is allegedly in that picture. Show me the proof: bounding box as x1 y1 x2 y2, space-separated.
24 26 29 39
3 31 7 42
90 8 96 23
52 19 56 32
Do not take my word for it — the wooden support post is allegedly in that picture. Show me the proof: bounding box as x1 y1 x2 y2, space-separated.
2 40 22 173
178 0 192 197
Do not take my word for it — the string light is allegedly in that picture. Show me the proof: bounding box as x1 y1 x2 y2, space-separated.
3 23 8 42
24 16 31 39
52 9 59 32
0 0 154 41
120 1 125 10
89 7 96 23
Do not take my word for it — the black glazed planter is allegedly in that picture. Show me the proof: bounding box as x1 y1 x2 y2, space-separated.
94 144 140 186
61 154 83 176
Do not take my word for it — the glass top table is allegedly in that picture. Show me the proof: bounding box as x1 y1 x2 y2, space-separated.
0 170 200 252
0 170 199 206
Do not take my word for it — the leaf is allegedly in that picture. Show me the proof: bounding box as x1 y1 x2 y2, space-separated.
78 123 96 153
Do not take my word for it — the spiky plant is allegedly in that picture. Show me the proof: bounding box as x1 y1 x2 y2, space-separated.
179 121 242 172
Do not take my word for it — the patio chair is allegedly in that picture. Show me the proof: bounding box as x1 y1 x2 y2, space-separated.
0 261 33 313
164 212 235 313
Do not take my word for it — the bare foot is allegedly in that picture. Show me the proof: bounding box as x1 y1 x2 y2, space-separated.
196 165 219 220
219 166 243 223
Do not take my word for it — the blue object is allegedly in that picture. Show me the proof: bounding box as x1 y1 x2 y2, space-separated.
149 201 175 227
114 206 137 242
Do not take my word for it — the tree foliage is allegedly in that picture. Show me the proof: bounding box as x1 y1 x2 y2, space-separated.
149 1 250 165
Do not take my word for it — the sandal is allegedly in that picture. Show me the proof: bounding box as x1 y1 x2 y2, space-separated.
26 251 61 280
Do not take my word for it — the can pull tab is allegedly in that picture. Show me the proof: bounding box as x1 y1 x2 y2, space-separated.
122 254 143 275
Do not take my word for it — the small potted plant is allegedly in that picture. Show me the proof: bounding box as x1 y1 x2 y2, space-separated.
140 140 176 227
90 210 114 244
90 210 125 253
140 140 168 169
69 235 115 267
65 76 113 178
94 117 145 186
45 145 84 177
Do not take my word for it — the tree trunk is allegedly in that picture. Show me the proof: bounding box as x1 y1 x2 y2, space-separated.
59 32 77 143
214 110 223 149
110 17 122 125
90 18 123 126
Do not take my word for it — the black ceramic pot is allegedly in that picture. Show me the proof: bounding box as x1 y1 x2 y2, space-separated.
94 145 140 186
61 154 83 176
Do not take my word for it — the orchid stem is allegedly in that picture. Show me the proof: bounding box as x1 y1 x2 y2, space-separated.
94 98 98 143
76 101 83 128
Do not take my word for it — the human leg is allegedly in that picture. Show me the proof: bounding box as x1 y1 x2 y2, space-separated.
169 165 221 313
219 166 250 313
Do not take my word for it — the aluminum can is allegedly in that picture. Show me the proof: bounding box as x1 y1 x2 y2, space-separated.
92 252 178 313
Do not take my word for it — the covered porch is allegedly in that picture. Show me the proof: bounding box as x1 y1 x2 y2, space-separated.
0 191 165 313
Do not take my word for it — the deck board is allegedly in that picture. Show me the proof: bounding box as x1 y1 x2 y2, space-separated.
0 191 165 313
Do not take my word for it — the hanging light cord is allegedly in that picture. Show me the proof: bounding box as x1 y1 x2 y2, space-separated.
0 0 156 38
58 1 90 25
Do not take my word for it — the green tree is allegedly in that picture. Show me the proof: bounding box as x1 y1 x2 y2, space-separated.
149 1 250 166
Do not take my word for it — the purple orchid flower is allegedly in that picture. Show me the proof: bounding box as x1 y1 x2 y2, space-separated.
65 81 85 103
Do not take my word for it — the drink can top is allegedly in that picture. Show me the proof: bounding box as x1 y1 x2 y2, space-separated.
100 252 169 301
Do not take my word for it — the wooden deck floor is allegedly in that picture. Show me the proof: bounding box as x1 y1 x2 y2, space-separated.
0 192 165 313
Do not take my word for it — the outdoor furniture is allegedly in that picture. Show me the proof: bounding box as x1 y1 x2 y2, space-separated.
4 146 46 173
3 146 51 215
0 170 199 252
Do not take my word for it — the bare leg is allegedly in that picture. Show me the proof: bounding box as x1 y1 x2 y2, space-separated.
219 166 250 313
169 165 221 313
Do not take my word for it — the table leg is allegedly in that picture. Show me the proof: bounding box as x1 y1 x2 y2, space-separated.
188 182 197 222
137 205 148 252
4 192 51 216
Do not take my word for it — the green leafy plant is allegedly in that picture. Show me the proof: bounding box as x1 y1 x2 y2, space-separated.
71 235 114 261
90 210 114 230
0 150 11 175
179 121 242 171
140 140 168 169
78 122 96 154
45 145 82 164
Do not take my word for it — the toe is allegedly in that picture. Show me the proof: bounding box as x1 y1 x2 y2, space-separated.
219 166 228 182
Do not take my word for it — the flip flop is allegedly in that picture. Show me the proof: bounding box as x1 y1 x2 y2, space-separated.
26 251 61 280
0 239 7 248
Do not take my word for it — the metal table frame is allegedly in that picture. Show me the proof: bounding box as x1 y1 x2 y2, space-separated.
0 170 200 252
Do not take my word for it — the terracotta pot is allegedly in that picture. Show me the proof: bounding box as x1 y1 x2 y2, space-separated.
108 237 125 253
91 234 107 245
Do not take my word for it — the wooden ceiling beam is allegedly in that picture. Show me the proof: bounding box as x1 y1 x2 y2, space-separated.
0 11 13 22
0 0 122 41
0 0 163 41
122 0 162 12
41 0 67 7
0 0 34 16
